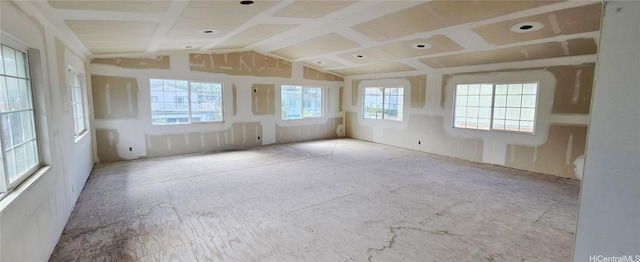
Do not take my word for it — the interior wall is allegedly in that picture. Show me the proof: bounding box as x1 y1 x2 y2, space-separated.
574 1 640 259
343 61 594 179
0 1 94 261
90 52 344 161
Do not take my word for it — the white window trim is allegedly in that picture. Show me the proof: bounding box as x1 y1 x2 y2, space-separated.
443 70 555 147
0 39 42 198
281 85 323 120
452 82 539 135
68 66 88 139
362 86 405 122
150 79 224 125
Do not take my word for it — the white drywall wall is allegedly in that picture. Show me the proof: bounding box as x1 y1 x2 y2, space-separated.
573 1 640 260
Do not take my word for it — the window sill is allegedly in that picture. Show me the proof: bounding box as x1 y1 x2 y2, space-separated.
74 130 88 143
0 166 52 210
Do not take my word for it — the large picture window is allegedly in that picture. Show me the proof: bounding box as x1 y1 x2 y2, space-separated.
281 85 322 120
150 79 223 125
454 83 538 133
363 87 404 121
69 68 86 136
0 44 40 192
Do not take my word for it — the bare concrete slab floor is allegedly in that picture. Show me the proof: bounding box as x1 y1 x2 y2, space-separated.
49 138 579 261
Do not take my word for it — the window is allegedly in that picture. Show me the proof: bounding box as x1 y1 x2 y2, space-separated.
69 68 86 136
281 85 322 120
454 83 538 133
363 87 404 121
150 79 223 125
0 44 40 192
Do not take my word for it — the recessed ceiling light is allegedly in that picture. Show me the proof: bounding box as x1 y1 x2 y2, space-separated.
202 29 217 34
510 22 544 33
352 54 366 58
315 61 324 64
185 45 194 49
411 43 431 49
240 0 254 5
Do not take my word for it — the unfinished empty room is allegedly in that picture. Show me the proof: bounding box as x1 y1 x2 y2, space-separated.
0 0 638 261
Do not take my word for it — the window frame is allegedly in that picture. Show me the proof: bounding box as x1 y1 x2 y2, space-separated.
362 86 405 122
452 82 539 134
0 42 41 195
280 85 323 120
68 66 87 138
149 79 224 125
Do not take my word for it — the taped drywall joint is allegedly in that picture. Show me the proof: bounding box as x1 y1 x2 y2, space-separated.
548 14 561 33
105 83 112 114
510 145 516 162
167 138 172 151
200 133 205 148
243 124 247 144
571 69 582 105
565 134 573 165
561 42 570 56
127 82 133 112
146 134 151 149
533 146 538 162
184 133 189 145
520 49 531 58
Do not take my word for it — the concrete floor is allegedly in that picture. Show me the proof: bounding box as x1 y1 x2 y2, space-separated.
50 138 580 261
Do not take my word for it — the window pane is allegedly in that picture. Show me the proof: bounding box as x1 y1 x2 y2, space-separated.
520 121 535 133
468 84 480 95
0 77 7 110
478 118 491 130
364 87 383 119
455 95 467 106
506 95 521 107
506 108 520 120
467 96 479 107
523 83 537 94
522 95 537 108
383 87 403 121
466 107 479 118
494 95 506 107
495 84 508 95
0 48 4 74
479 96 492 107
5 149 16 181
16 51 26 78
25 140 38 169
508 84 522 95
2 46 17 77
10 112 23 145
303 87 322 118
505 120 520 131
493 108 506 120
5 77 18 110
191 82 223 122
521 108 535 121
479 107 492 119
457 85 468 95
282 85 302 120
21 110 35 141
455 107 466 118
492 119 505 130
480 84 493 95
1 114 11 148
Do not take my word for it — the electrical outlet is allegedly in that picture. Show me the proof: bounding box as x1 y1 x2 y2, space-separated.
129 147 133 151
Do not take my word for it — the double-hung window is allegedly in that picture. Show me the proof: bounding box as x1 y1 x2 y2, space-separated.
150 79 223 125
454 82 538 133
0 44 40 193
69 68 86 137
281 85 322 120
363 87 404 121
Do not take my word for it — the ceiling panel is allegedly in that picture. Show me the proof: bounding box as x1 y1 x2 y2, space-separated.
352 1 562 41
421 38 597 68
48 0 169 12
166 1 279 39
65 20 157 54
272 0 357 19
473 3 602 45
214 24 299 50
337 35 463 64
271 33 360 60
300 58 345 69
331 62 416 76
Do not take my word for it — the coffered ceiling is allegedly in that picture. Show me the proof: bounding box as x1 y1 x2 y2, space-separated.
29 0 602 76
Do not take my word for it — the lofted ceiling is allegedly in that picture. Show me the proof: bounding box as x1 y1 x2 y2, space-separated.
31 0 602 76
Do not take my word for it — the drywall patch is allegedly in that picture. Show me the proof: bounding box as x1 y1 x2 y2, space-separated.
92 75 139 119
338 86 343 112
190 51 292 78
251 84 275 115
547 64 594 114
408 75 427 109
95 129 124 162
505 125 587 179
91 56 170 69
232 84 238 116
302 66 344 82
145 122 262 157
276 117 343 144
351 80 361 106
55 37 69 113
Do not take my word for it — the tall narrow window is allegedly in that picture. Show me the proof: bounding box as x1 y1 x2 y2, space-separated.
453 82 538 133
69 68 86 136
150 79 223 125
281 85 322 120
0 44 40 190
363 87 404 121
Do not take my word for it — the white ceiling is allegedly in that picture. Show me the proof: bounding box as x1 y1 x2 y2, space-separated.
29 0 602 76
